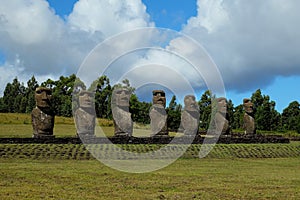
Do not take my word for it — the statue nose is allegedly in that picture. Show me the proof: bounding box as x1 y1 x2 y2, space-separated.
41 92 48 99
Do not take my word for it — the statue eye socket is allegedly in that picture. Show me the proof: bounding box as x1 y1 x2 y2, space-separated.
158 93 165 97
36 90 51 95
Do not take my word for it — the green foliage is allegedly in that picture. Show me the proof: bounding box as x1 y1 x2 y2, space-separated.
251 89 281 131
282 101 300 133
89 75 112 118
232 104 244 129
1 77 26 113
198 90 213 130
166 95 182 130
226 99 235 126
25 76 39 113
0 77 300 133
130 94 152 124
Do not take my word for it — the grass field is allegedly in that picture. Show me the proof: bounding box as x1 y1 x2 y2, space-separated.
0 158 299 199
0 113 300 199
1 113 299 138
0 113 181 138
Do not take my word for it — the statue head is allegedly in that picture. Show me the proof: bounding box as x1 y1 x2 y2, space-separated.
35 87 52 108
217 97 227 114
243 98 254 114
112 88 131 108
152 90 166 108
78 90 94 109
184 95 199 112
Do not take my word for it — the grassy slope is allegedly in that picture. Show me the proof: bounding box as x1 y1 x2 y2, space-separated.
0 158 299 199
0 114 300 199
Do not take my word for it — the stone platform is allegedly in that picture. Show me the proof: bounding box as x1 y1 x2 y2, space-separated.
0 134 289 144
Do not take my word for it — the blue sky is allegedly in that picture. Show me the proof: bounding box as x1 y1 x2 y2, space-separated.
0 0 299 113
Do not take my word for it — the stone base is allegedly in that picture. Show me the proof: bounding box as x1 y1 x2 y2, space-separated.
76 133 95 138
151 131 169 137
0 134 290 144
114 132 131 137
32 134 55 139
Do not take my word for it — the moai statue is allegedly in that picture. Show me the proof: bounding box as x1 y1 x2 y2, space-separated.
208 97 230 136
243 98 256 135
31 87 55 138
181 95 200 136
150 90 168 136
111 88 133 137
74 90 96 137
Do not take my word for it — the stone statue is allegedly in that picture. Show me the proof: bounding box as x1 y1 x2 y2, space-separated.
243 98 256 135
209 97 230 135
111 88 133 136
74 90 96 137
150 90 168 136
181 95 200 136
31 87 55 138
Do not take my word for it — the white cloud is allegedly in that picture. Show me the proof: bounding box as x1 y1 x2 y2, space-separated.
68 0 153 36
187 0 229 33
0 0 152 95
1 0 299 97
183 0 300 92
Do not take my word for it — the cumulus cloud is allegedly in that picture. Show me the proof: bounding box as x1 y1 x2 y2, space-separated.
68 0 153 36
0 0 152 94
183 0 300 92
74 26 226 104
1 0 299 97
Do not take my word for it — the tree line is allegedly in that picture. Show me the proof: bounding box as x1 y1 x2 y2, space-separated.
0 75 299 133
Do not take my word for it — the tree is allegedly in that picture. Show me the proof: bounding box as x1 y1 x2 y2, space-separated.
25 76 39 113
129 94 152 124
232 104 244 130
226 99 235 127
251 89 280 131
0 98 5 112
89 75 112 118
198 90 213 130
282 101 300 132
166 95 182 131
2 77 26 113
41 74 77 117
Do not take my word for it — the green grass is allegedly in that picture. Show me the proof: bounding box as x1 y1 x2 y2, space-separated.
0 113 179 137
0 158 299 199
1 114 300 199
1 113 299 138
0 113 115 137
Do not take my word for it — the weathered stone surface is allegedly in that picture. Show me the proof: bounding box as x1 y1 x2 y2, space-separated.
243 98 256 135
111 88 133 136
152 90 166 107
74 90 96 137
181 95 199 136
208 97 230 136
31 87 55 138
150 104 168 135
150 90 168 136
